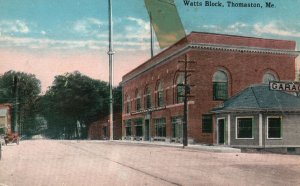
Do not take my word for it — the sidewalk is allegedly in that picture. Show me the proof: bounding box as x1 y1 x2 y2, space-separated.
110 140 241 153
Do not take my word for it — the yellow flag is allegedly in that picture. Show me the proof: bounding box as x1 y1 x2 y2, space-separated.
144 0 186 49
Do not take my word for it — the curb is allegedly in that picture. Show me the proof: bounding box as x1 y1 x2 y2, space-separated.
107 140 241 153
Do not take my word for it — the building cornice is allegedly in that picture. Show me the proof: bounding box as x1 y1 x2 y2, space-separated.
122 43 300 85
190 43 300 56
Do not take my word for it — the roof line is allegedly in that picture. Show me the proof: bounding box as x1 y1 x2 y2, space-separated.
250 87 262 108
121 43 299 84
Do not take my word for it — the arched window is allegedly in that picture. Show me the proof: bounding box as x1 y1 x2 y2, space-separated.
176 73 185 103
145 86 151 109
213 70 228 100
135 89 141 111
157 81 164 107
126 95 131 113
263 72 278 84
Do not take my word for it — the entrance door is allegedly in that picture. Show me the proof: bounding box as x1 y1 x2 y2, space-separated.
144 119 150 141
218 119 225 144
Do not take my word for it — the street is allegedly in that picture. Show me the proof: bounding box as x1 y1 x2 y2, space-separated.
0 140 300 186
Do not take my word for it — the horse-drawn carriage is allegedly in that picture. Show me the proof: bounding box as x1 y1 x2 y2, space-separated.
4 132 20 145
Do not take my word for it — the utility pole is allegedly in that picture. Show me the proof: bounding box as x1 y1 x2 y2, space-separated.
178 54 195 147
13 76 19 133
150 12 154 58
108 0 115 140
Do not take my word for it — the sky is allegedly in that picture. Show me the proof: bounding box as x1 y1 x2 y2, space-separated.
1 0 300 93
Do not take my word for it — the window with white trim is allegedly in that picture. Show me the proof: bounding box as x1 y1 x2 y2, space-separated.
236 117 253 139
267 117 281 139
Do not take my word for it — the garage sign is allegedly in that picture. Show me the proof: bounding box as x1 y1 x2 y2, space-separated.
269 81 300 92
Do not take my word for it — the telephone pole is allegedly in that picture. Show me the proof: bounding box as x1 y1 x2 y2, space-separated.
108 0 115 140
178 54 195 147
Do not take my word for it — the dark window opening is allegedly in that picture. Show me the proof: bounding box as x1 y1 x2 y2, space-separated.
268 117 281 138
237 118 252 138
125 120 132 136
134 118 143 137
202 115 213 133
213 82 228 100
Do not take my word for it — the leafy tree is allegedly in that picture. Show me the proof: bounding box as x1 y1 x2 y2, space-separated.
113 86 122 113
40 71 110 139
0 70 41 136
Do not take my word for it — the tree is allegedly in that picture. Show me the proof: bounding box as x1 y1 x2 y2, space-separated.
113 86 122 113
0 70 41 136
40 71 110 139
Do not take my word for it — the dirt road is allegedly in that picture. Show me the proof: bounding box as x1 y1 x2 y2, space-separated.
0 140 299 186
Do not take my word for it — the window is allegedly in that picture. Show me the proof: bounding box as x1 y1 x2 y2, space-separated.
136 90 141 111
263 72 278 84
236 117 253 139
202 115 213 133
126 96 131 113
145 86 151 109
125 120 132 136
213 71 228 100
267 117 281 139
155 118 166 137
171 116 183 138
0 116 6 128
157 81 164 107
134 118 143 137
176 73 185 103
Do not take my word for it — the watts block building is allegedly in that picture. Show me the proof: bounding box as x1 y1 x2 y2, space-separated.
121 32 299 144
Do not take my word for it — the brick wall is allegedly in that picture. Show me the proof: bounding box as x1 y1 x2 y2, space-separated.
88 112 122 140
122 32 297 144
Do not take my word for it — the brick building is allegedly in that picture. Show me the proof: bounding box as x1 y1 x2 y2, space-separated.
0 103 13 135
88 112 122 140
121 32 299 144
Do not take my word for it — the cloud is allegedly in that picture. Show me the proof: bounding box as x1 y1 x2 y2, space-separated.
0 17 156 52
202 22 250 34
253 22 300 38
73 18 103 37
0 20 30 34
201 21 300 40
0 35 107 50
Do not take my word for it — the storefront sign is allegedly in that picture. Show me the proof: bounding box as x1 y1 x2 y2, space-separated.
269 81 300 92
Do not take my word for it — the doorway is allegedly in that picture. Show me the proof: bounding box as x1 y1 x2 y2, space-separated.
218 118 225 144
144 119 150 141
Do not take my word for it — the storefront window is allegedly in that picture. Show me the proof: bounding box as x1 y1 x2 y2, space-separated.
155 118 166 137
236 117 253 139
171 116 183 138
268 117 281 139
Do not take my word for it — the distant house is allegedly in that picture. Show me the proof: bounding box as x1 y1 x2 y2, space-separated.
0 103 13 134
88 112 122 140
212 84 300 154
